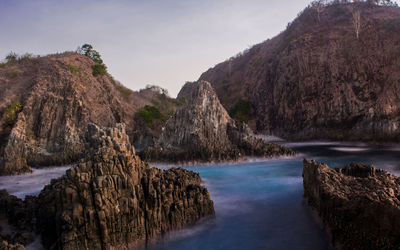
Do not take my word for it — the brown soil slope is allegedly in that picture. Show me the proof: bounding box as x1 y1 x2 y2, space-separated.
200 2 400 142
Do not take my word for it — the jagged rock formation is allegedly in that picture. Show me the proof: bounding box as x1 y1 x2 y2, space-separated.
141 81 294 163
30 123 214 249
200 2 400 141
303 159 400 250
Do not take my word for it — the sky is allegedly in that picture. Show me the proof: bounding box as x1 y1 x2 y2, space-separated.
1 0 317 96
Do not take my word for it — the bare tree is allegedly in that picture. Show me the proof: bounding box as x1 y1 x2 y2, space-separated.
312 0 326 22
352 10 361 39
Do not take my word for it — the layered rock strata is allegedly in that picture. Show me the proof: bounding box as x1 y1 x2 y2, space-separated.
303 159 400 250
141 81 294 163
0 53 136 175
200 3 400 142
0 123 214 249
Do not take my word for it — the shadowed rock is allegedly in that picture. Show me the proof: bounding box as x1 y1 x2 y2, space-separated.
0 123 214 249
303 159 400 250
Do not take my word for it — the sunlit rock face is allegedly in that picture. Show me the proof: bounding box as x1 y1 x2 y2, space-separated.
303 159 400 250
141 81 294 163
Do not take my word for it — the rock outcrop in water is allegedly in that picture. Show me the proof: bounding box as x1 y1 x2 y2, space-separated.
140 81 294 163
200 3 400 142
0 123 214 249
303 159 400 250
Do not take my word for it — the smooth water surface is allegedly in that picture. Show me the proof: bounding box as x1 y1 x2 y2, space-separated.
2 142 400 249
0 166 71 199
151 142 400 250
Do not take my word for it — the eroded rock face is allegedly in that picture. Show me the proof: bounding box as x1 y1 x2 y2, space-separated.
141 81 294 163
303 159 400 250
0 53 138 175
200 3 400 142
35 123 214 249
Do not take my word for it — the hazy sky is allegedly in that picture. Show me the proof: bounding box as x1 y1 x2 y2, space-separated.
1 0 314 96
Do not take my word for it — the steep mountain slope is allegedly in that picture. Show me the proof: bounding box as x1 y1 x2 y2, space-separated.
141 81 294 163
200 2 400 141
0 52 174 175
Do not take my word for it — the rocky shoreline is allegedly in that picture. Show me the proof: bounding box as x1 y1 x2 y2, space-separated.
0 124 214 249
303 159 400 250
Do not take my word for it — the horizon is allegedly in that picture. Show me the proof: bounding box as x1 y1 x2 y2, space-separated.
1 0 313 97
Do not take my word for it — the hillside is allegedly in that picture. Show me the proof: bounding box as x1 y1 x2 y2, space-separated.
140 81 294 163
200 2 400 141
0 51 176 175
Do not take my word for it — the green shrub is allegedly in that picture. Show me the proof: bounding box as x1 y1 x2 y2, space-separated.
80 44 103 64
18 53 33 61
229 99 254 123
134 105 166 127
65 63 82 76
92 63 107 76
116 85 133 100
5 52 17 62
7 68 21 78
2 102 22 127
5 52 35 63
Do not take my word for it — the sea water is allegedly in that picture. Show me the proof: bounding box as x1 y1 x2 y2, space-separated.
151 142 400 250
2 143 400 249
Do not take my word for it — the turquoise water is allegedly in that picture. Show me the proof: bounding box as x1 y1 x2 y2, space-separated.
152 142 400 250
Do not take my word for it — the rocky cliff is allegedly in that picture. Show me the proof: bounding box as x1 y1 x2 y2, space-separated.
141 81 294 163
0 123 214 249
0 52 137 175
200 2 400 141
0 52 178 175
303 159 400 249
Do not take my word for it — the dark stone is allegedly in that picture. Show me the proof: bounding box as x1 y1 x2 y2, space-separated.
303 159 400 250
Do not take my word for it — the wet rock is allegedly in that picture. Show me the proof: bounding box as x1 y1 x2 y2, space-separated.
141 81 294 163
0 190 35 247
303 159 400 250
35 123 214 249
0 239 25 250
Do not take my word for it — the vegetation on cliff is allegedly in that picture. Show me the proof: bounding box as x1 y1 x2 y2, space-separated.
134 105 166 127
229 99 254 124
1 102 22 127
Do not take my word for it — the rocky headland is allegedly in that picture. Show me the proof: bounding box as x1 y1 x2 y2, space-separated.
0 52 180 176
200 2 400 142
140 81 294 163
303 159 400 250
0 123 214 249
